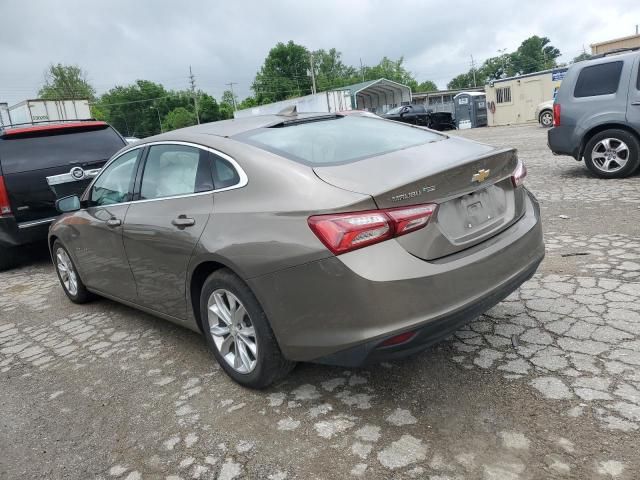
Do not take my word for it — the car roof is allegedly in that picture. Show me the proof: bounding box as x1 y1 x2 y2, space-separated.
150 112 340 139
0 120 109 139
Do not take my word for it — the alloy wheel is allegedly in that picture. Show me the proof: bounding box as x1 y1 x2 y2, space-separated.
207 289 258 374
56 248 78 296
540 111 553 127
591 138 629 173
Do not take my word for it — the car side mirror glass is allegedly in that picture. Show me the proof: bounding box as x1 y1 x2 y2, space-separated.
56 195 81 213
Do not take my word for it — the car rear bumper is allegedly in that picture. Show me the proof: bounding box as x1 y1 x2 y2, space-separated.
547 126 579 159
0 216 53 248
249 190 544 365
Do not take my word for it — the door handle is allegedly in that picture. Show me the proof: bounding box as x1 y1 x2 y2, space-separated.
106 218 121 227
632 101 640 106
171 215 195 228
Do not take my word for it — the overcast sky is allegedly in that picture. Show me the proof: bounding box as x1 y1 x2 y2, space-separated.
1 0 639 106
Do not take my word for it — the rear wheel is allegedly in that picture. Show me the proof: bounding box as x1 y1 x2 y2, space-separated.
53 240 93 303
584 129 640 178
538 110 553 128
200 269 295 389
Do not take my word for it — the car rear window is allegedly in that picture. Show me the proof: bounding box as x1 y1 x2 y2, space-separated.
236 116 443 166
0 125 125 174
574 61 623 98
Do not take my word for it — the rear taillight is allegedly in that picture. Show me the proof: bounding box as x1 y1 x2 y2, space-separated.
308 203 437 255
511 159 527 187
0 176 12 216
553 103 561 127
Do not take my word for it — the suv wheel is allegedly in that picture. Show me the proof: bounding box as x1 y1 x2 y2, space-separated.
584 129 640 178
539 110 553 128
200 269 295 389
53 240 93 303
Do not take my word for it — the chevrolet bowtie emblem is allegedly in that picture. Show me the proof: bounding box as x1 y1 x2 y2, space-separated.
472 169 490 183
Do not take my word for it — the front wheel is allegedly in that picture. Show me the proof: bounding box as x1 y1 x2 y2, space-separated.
539 110 553 128
583 129 640 178
200 269 295 389
52 240 93 303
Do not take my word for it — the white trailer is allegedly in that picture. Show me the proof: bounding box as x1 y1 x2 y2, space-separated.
234 90 352 119
7 99 92 126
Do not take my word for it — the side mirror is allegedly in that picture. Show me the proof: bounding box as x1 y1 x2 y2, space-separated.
56 195 81 213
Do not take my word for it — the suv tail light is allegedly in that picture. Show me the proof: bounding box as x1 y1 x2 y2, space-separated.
511 159 527 187
553 103 561 127
0 176 12 216
308 203 437 255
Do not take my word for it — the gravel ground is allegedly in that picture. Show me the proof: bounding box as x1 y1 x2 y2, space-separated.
1 123 639 480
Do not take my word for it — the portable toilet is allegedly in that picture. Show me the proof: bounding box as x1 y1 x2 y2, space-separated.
454 92 487 128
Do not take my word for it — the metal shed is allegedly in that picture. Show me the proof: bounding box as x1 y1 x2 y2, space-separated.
454 92 487 129
338 78 412 114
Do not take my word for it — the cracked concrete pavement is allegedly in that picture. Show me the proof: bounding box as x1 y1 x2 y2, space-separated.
1 123 639 479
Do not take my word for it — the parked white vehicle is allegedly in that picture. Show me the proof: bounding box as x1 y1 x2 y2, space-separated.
535 100 554 128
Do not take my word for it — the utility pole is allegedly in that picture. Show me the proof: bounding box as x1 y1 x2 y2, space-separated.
151 105 163 133
359 58 365 82
225 82 238 111
189 66 200 124
309 53 317 95
470 55 477 87
497 48 507 75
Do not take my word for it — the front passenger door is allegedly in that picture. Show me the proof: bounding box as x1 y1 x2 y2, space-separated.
123 143 213 320
73 148 140 300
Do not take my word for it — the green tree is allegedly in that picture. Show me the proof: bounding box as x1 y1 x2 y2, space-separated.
252 41 312 104
509 36 561 75
447 72 477 89
312 48 358 91
572 52 592 63
198 93 221 123
163 107 197 131
415 80 438 92
38 63 96 100
219 90 236 119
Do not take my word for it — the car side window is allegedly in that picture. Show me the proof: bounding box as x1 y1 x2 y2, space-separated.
211 153 241 190
637 61 640 90
89 149 139 206
140 144 213 200
574 61 623 98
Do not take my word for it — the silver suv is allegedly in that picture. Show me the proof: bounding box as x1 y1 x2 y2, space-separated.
548 49 640 178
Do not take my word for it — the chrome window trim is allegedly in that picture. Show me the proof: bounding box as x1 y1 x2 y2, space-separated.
84 141 247 207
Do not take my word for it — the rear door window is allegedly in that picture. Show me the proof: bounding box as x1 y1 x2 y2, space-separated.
139 144 213 200
574 61 623 97
236 116 443 166
0 126 125 174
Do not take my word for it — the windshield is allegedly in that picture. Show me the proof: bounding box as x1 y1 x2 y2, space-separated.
385 106 404 115
236 116 443 166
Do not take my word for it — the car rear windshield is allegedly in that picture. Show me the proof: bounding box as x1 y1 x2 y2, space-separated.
574 61 623 98
0 125 125 174
236 116 443 166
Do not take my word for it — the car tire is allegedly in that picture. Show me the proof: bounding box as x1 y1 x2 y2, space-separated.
200 269 295 389
538 110 553 128
583 129 640 179
52 240 93 303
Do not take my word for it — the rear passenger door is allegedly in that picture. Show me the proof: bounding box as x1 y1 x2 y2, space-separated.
627 55 640 133
123 143 214 320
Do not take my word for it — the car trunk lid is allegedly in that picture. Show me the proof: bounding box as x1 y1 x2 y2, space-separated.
313 136 524 260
